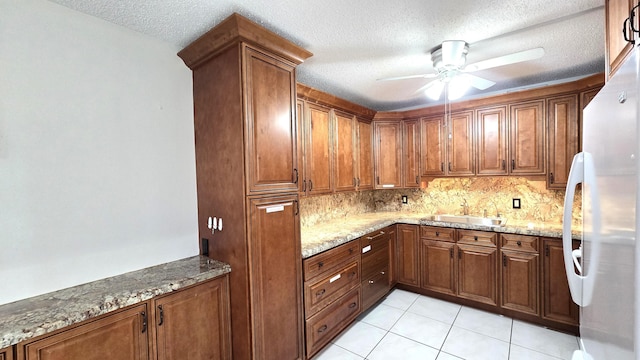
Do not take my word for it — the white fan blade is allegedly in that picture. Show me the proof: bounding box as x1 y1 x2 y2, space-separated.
464 47 544 72
465 74 496 90
441 40 467 66
377 73 437 81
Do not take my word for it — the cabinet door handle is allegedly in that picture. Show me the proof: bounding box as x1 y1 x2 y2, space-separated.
624 17 635 44
502 159 506 170
545 245 550 257
380 271 385 275
158 305 164 326
441 162 444 172
318 325 328 333
511 159 515 170
367 231 386 240
369 280 374 284
550 172 555 184
357 178 360 187
415 175 419 184
293 168 298 184
458 251 462 259
302 179 307 192
294 200 299 216
353 177 356 186
348 302 357 309
450 248 453 258
376 176 380 185
316 289 326 297
448 162 452 172
309 179 313 191
503 254 507 267
141 311 147 333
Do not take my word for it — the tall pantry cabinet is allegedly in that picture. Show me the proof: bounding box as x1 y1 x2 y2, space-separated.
178 13 313 360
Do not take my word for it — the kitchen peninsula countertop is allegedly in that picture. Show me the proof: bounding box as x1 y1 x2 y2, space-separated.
0 255 230 348
301 212 580 258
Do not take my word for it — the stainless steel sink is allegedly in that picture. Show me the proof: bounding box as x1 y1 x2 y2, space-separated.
427 214 507 227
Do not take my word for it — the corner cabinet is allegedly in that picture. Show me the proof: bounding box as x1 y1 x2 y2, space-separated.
606 0 635 80
178 13 312 360
374 121 403 188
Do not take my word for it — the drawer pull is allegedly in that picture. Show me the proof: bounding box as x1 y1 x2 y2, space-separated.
367 231 386 240
348 302 357 309
349 248 354 254
517 241 522 246
474 236 478 241
369 280 374 284
318 325 328 333
316 289 326 297
329 274 341 283
349 271 357 278
380 271 385 275
436 231 440 236
362 245 372 254
318 261 324 268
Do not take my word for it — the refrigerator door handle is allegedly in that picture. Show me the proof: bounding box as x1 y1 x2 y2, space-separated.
563 152 601 307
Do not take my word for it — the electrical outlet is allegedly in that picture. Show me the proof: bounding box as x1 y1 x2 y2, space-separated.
401 195 408 204
513 198 521 209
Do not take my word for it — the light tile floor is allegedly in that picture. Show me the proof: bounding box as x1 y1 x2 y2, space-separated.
313 289 580 360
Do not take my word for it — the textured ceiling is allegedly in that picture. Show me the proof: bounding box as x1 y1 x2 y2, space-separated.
47 0 605 111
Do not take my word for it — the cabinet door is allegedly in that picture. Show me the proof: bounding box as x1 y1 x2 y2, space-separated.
0 346 12 360
420 115 446 176
448 110 475 176
334 111 357 192
509 100 545 175
476 106 508 175
23 304 149 360
501 250 539 315
457 244 497 306
297 100 307 195
305 103 333 195
396 224 420 286
547 95 579 189
155 276 232 360
606 0 635 79
374 121 402 188
542 238 579 325
357 119 374 190
579 87 602 152
403 119 421 187
243 46 299 194
247 195 304 360
421 240 456 296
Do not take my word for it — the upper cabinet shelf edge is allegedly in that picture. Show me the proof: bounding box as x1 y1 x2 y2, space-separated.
178 12 313 70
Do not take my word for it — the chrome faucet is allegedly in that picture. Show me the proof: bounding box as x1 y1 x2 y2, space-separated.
461 199 469 216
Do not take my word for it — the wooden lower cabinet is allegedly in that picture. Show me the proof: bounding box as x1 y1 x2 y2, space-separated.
396 224 420 286
20 304 150 360
501 249 539 315
457 243 498 306
154 276 232 360
1 346 13 360
542 238 579 325
361 227 392 311
420 239 456 296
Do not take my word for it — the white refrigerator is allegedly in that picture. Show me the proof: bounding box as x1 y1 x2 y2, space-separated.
563 47 639 359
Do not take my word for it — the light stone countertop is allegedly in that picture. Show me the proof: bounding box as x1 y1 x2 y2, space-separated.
301 211 580 258
0 256 230 348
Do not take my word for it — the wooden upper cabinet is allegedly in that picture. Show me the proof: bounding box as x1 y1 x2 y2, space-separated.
476 106 508 175
509 100 545 176
448 110 475 176
0 347 11 360
296 100 306 195
155 276 232 360
421 115 446 176
305 103 333 195
606 0 635 80
579 87 602 152
334 111 357 192
22 304 149 360
243 46 300 195
357 119 374 190
547 94 579 189
402 119 421 187
374 121 402 188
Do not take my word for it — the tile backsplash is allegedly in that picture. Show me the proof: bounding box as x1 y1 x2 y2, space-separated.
300 177 581 228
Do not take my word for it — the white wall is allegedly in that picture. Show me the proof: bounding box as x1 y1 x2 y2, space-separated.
0 0 199 305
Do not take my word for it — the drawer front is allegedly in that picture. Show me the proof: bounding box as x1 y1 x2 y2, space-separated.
304 261 360 317
458 229 497 247
305 287 361 358
421 226 455 242
361 266 390 311
360 229 390 256
501 233 539 253
304 241 359 281
361 245 389 280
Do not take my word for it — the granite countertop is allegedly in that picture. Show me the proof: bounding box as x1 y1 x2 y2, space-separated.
301 211 580 258
0 255 230 348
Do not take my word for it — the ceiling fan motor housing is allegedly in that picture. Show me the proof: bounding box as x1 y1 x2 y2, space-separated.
431 40 469 72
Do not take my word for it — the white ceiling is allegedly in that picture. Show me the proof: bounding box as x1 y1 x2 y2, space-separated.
47 0 605 111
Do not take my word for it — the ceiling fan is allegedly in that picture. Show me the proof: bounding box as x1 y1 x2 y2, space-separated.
379 40 545 101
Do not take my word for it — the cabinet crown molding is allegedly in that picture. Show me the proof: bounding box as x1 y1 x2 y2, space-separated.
178 12 313 69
